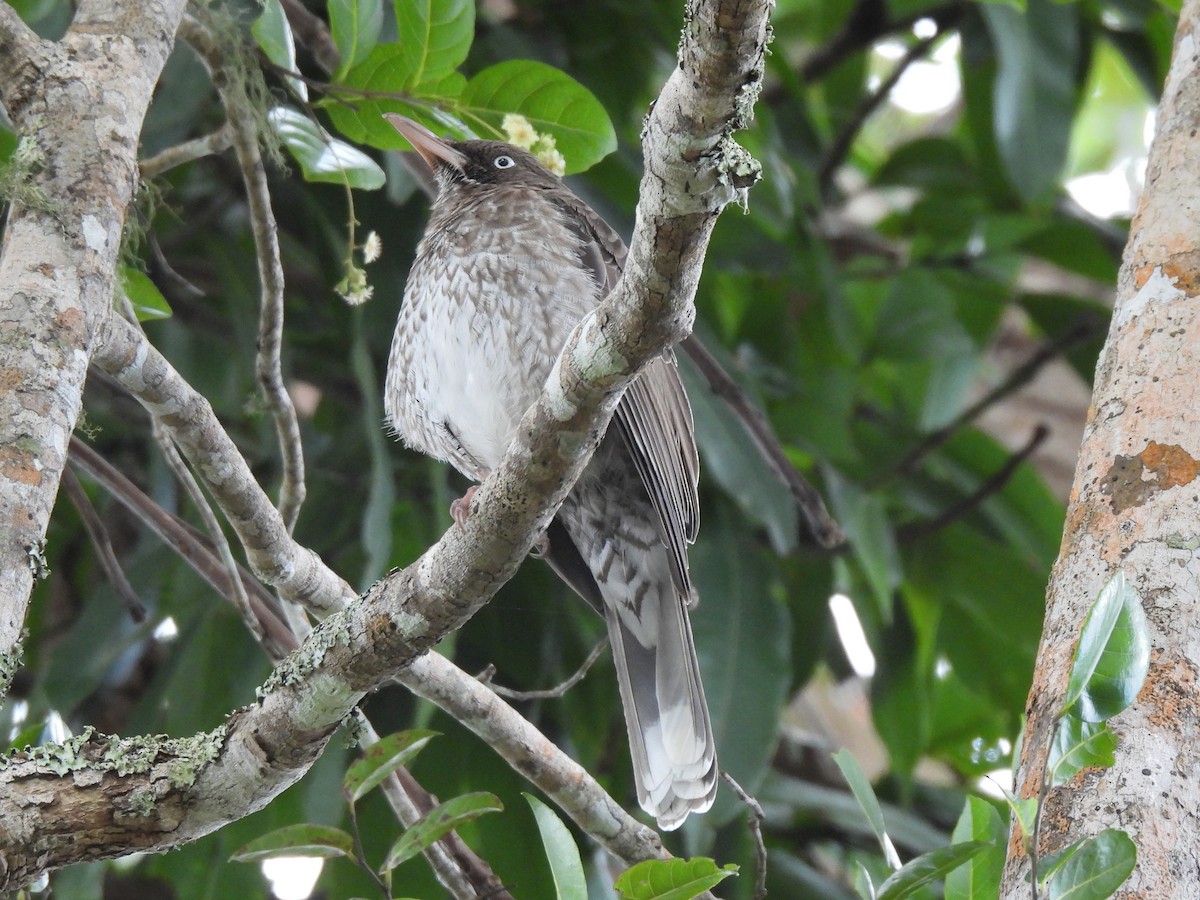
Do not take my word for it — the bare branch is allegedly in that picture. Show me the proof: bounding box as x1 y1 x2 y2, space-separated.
477 636 609 700
182 14 308 534
139 124 234 179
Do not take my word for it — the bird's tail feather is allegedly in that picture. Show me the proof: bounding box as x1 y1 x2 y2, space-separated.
606 590 717 830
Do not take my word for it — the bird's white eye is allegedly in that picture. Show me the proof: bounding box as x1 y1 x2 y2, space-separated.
493 155 515 169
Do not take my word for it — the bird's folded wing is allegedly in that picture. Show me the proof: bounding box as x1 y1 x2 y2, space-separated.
554 192 701 598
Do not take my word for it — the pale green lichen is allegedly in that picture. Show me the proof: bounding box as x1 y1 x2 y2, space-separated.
259 608 354 697
3 724 227 791
1167 533 1200 551
124 787 160 817
0 135 58 216
0 631 26 699
293 671 358 731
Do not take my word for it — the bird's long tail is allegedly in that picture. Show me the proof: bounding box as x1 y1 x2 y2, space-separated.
605 583 717 830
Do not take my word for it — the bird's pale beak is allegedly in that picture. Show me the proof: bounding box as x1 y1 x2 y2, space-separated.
384 114 467 174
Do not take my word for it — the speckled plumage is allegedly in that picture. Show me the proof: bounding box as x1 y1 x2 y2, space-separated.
383 116 717 830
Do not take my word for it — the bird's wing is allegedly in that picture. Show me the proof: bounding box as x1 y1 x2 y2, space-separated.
554 192 701 596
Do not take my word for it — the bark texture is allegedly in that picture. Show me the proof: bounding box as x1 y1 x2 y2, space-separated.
0 1 188 656
1002 2 1200 894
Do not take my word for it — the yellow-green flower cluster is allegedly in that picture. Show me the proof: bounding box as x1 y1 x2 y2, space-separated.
502 114 567 176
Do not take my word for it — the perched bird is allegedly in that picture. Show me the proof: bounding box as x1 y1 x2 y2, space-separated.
382 114 716 830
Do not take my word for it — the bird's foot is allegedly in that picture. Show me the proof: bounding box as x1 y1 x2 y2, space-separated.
529 531 550 559
450 484 480 527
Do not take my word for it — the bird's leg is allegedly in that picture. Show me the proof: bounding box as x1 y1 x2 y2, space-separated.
450 483 481 527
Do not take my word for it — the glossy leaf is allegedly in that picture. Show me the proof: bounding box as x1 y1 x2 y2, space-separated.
324 46 472 150
833 749 902 870
230 824 355 862
252 0 306 101
381 792 503 872
460 60 617 173
330 0 383 75
981 0 1080 202
614 858 738 900
944 797 1005 900
342 728 439 803
525 794 587 900
394 0 475 87
268 107 386 189
120 266 171 320
876 841 990 900
1062 572 1150 722
1048 717 1117 787
690 508 791 825
1045 829 1136 900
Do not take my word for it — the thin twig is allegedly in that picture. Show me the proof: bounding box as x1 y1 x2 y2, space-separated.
873 320 1100 487
67 435 300 658
721 771 768 899
151 419 267 642
139 124 233 179
797 0 964 84
896 424 1049 543
682 337 843 548
60 466 147 622
182 15 307 535
477 637 608 701
817 34 939 192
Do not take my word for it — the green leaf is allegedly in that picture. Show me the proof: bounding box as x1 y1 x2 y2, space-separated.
330 0 383 75
832 749 901 870
614 858 738 900
876 841 990 900
394 0 475 87
323 46 471 150
824 472 899 623
980 0 1080 203
997 786 1038 848
690 507 792 825
524 794 587 900
678 350 798 556
1048 717 1117 787
1062 572 1150 722
119 266 171 320
459 60 617 173
1046 829 1136 900
944 797 1005 900
342 729 439 803
230 824 356 862
381 792 503 872
268 107 386 189
252 0 306 101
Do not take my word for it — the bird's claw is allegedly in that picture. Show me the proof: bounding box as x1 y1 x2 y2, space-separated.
450 484 480 527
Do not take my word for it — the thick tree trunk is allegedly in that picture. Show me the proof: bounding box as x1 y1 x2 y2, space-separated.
1002 1 1200 895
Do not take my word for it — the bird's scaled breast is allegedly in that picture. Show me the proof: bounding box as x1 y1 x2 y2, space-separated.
385 193 600 477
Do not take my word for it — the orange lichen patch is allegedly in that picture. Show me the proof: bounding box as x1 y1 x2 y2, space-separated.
1100 442 1200 512
1142 441 1200 488
1158 259 1200 296
1141 652 1198 728
0 449 42 486
54 306 87 345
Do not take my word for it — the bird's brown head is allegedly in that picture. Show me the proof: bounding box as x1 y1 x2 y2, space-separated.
385 114 561 194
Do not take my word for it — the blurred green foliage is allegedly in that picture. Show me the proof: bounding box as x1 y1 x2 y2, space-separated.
1 0 1172 895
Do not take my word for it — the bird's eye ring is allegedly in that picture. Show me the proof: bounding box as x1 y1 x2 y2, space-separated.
493 155 515 169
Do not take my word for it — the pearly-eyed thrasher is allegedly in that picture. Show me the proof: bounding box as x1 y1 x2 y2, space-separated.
382 115 716 830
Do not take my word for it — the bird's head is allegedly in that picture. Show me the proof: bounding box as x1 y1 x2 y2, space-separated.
385 114 561 195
